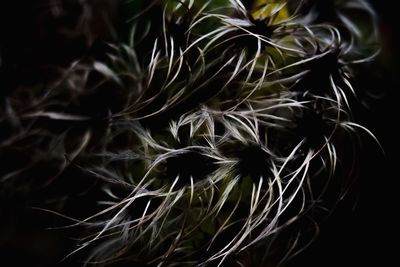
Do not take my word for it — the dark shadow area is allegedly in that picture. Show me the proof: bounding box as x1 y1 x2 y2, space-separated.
287 1 398 266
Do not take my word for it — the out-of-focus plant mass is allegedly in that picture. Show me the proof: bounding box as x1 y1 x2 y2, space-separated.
0 0 380 266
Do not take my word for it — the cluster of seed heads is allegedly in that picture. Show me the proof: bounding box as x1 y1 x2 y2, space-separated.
0 0 379 266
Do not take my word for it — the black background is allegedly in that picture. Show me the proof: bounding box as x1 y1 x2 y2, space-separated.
289 1 398 266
